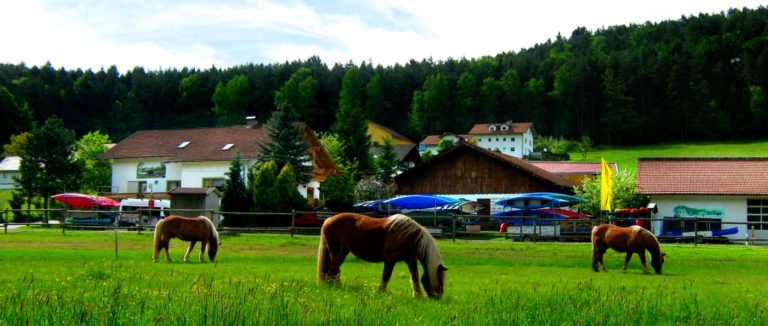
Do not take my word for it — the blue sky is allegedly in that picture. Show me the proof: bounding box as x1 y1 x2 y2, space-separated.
1 0 764 72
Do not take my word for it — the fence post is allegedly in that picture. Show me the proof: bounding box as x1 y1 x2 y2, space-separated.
137 208 143 235
290 210 296 237
693 217 698 247
3 209 6 234
451 214 456 243
114 220 119 258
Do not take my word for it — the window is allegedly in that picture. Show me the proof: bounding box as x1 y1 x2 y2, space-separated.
489 125 497 132
500 125 509 131
221 143 234 151
203 178 226 191
178 141 190 148
137 181 148 194
747 199 768 230
503 137 506 141
167 180 180 191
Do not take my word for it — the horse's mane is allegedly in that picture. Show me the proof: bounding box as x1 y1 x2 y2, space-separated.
200 216 219 243
387 214 444 287
632 226 660 254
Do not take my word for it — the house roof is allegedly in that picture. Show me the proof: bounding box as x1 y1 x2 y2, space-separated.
370 144 421 162
530 161 618 175
0 156 21 171
397 141 575 189
468 122 534 135
637 157 768 195
419 133 472 146
367 121 414 145
101 125 268 162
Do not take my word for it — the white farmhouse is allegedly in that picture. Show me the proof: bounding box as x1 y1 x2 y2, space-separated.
418 121 535 159
99 120 339 205
637 157 768 242
467 121 535 158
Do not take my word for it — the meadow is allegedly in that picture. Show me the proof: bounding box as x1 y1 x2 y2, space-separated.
575 138 768 173
1 228 766 325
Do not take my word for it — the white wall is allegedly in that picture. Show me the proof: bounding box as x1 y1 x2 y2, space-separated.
0 171 19 189
650 195 766 241
111 158 322 199
179 162 230 187
475 132 529 158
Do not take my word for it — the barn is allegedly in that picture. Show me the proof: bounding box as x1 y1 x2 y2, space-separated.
636 157 768 241
394 142 575 214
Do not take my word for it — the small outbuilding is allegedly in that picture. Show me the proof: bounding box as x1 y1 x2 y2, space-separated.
167 187 222 226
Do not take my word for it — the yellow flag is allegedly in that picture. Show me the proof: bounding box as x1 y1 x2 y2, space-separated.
600 157 613 211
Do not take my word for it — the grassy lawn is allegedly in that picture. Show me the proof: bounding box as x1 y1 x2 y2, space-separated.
573 138 768 173
0 228 766 324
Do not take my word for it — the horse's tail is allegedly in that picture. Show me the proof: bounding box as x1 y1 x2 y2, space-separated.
317 231 331 282
153 218 166 252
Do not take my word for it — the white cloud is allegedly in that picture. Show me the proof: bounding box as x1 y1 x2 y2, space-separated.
0 0 765 71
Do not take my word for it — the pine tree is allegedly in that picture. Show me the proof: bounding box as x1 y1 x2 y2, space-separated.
17 116 83 222
220 152 251 227
332 67 373 178
257 103 313 184
375 136 399 184
276 163 306 212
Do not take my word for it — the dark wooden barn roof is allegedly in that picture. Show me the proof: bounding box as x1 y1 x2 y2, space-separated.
395 142 575 195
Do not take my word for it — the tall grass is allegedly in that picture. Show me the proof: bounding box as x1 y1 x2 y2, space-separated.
1 229 767 324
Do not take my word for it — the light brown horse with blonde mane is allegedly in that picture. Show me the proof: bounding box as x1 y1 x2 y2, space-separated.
317 213 448 299
153 215 220 263
592 224 665 274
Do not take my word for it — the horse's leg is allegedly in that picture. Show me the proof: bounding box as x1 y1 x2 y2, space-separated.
406 258 422 298
380 261 396 294
163 239 172 262
183 241 197 262
199 241 207 263
622 252 633 272
597 246 608 272
591 244 601 272
638 250 650 274
327 245 349 284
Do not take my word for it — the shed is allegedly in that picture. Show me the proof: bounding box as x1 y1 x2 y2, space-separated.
168 187 222 226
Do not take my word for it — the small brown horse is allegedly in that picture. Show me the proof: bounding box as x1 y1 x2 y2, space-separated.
153 215 220 263
592 224 665 274
317 213 448 299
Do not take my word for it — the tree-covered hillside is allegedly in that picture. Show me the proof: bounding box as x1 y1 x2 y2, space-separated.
1 7 767 146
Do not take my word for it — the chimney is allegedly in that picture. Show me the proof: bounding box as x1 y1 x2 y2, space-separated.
245 116 258 128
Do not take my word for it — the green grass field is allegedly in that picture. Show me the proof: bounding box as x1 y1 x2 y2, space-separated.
1 228 766 325
574 138 768 173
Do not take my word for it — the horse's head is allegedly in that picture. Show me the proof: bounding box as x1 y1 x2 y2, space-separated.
421 264 447 299
651 252 666 274
208 238 221 262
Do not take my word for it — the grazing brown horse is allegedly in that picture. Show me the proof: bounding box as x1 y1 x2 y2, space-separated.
317 213 448 299
592 224 665 274
153 215 220 263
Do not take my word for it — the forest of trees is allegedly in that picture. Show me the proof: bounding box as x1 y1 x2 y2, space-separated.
1 7 767 148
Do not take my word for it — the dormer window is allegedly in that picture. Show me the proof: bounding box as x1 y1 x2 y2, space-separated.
221 144 234 151
489 125 497 132
178 141 190 149
500 125 509 131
